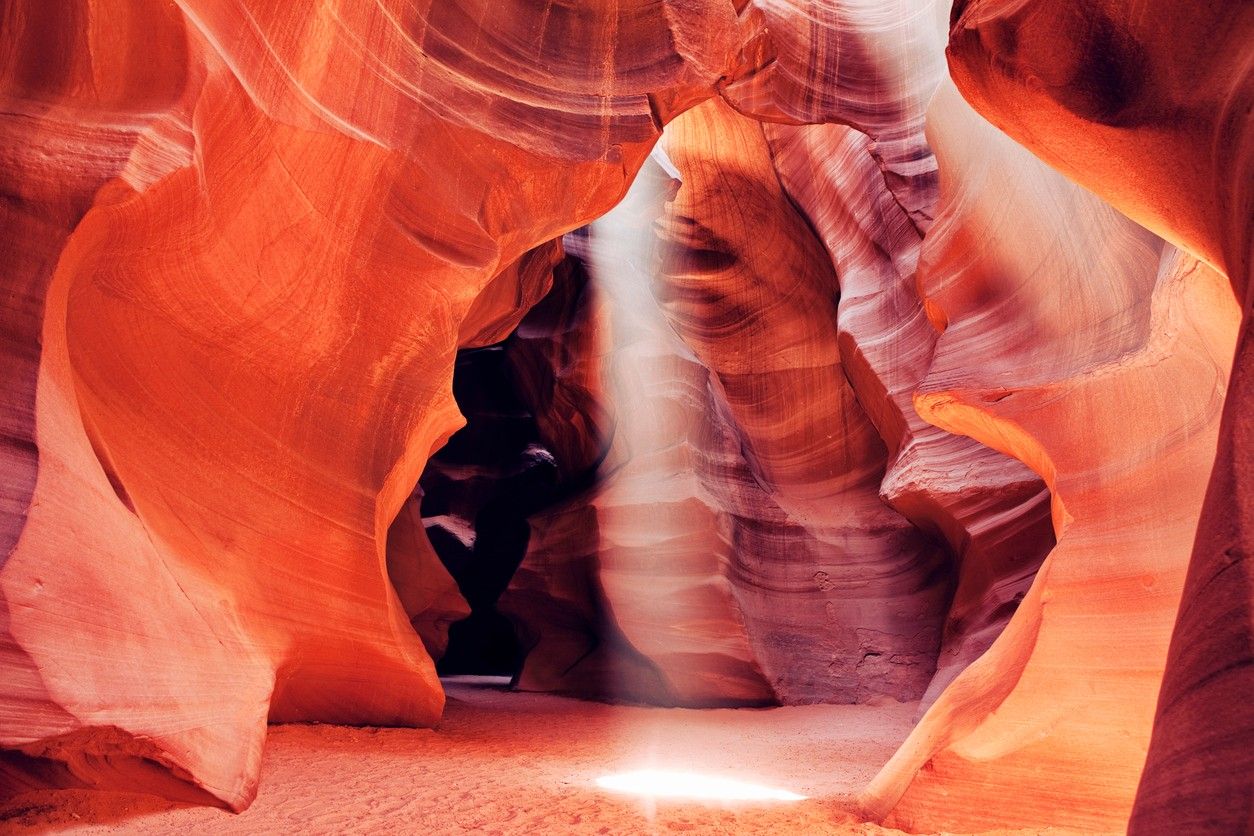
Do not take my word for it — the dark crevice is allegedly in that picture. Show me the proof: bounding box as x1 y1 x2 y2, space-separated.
419 344 556 676
416 252 604 675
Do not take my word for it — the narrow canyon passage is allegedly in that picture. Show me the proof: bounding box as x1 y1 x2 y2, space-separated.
406 119 1055 714
1 1 1248 833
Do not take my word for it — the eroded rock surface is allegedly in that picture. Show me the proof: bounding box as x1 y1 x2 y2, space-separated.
860 84 1238 831
655 101 954 703
946 1 1253 830
504 104 955 706
0 0 1247 830
0 0 768 809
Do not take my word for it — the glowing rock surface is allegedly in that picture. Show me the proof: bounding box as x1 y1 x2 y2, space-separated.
945 1 1253 830
0 0 1246 831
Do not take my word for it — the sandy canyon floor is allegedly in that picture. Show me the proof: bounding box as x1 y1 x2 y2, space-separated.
0 679 1081 835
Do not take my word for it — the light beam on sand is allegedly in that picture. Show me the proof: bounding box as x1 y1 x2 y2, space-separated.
595 770 806 802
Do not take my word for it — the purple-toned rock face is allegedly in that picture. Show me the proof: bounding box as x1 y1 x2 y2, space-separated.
0 1 1247 832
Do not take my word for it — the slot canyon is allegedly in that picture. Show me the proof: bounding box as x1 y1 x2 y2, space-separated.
0 1 1249 834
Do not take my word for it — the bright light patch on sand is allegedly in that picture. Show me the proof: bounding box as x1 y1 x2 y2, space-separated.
595 770 806 802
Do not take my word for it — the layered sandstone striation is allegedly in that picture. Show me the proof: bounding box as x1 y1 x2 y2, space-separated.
945 2 1253 831
766 119 1055 711
502 172 782 707
747 0 1059 712
499 0 1243 828
504 101 956 706
858 82 1239 831
0 0 1247 830
653 101 954 703
0 0 768 810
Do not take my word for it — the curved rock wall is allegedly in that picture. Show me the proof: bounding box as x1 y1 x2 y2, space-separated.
0 0 766 809
945 1 1252 830
859 80 1239 831
503 101 956 706
749 0 1059 713
655 100 953 703
502 166 781 707
766 119 1056 711
0 0 1247 829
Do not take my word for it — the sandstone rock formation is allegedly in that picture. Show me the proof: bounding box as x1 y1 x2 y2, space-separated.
499 1 1243 828
655 100 958 704
502 172 783 707
747 0 1060 712
766 118 1055 711
859 83 1238 832
0 0 768 809
0 0 1247 831
496 14 1238 826
504 103 957 706
945 1 1253 831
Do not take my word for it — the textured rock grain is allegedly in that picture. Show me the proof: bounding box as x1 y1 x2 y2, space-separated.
0 1 1246 830
945 1 1253 830
0 0 766 808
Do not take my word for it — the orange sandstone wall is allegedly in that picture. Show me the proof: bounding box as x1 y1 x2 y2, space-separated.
0 0 765 809
656 100 953 703
859 82 1238 831
504 101 956 706
945 1 1253 831
0 0 1246 829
